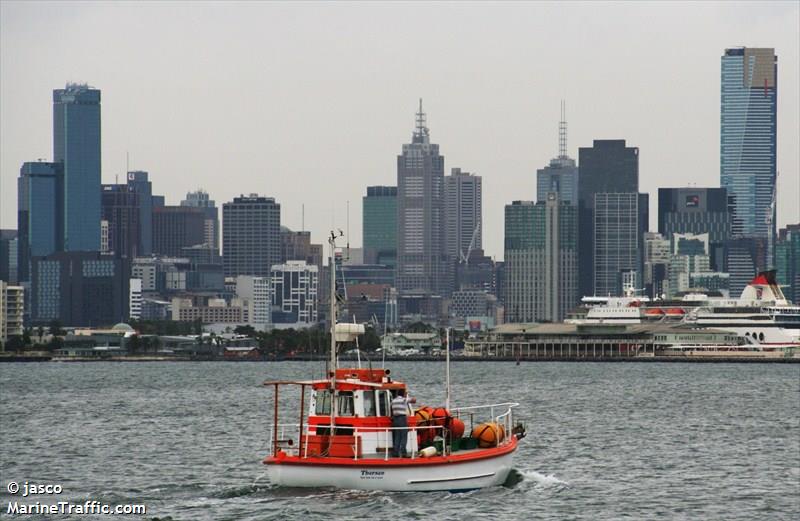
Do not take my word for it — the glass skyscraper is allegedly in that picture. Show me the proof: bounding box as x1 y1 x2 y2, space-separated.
53 84 102 251
17 162 62 282
362 186 397 267
720 48 777 248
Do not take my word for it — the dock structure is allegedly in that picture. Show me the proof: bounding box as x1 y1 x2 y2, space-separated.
464 322 764 361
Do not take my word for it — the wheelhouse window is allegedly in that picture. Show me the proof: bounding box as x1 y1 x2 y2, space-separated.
314 391 331 415
363 390 377 417
338 391 355 416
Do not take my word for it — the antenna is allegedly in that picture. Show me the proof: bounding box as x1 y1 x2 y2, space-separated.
558 100 567 158
346 200 350 261
415 98 429 139
302 203 305 232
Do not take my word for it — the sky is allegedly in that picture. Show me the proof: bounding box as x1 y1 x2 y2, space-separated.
1 1 798 261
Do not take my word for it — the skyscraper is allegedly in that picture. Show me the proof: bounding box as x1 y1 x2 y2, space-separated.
577 140 640 297
17 161 62 282
53 84 101 251
593 193 649 297
222 195 281 278
658 187 732 272
362 186 397 267
396 100 446 319
126 171 154 255
152 206 207 257
503 195 578 323
720 48 777 249
181 189 219 253
775 225 799 303
537 103 578 204
101 184 140 258
445 168 482 262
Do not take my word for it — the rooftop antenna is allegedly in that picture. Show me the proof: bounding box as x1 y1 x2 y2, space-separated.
302 203 305 232
414 98 429 140
558 100 568 158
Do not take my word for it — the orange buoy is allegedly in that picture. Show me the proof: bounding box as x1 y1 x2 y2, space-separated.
414 408 432 425
431 407 451 427
470 422 506 448
449 417 465 439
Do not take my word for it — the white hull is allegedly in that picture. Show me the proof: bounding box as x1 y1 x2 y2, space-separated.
266 451 515 491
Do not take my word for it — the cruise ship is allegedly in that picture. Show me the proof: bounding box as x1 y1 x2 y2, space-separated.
568 271 800 346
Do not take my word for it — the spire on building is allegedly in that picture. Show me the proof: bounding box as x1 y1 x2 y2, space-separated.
558 100 568 159
413 98 430 144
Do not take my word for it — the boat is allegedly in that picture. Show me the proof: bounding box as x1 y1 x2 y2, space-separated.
262 232 526 491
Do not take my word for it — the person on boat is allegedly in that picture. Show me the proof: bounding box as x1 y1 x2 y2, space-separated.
391 389 415 457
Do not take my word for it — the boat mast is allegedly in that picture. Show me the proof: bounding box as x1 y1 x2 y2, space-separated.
329 231 339 434
445 327 451 410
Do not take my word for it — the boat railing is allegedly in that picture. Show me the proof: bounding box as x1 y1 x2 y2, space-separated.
451 402 519 442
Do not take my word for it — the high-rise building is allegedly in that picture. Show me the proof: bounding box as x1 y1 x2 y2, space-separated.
776 225 800 303
222 195 281 278
362 186 397 267
0 230 19 284
658 187 731 272
101 184 140 258
270 260 318 325
593 193 649 297
724 236 768 298
537 104 579 204
577 140 639 297
643 232 670 299
17 161 62 282
236 275 272 329
126 171 155 255
396 101 447 320
445 168 482 262
152 206 207 257
280 227 323 268
0 281 24 346
53 84 101 251
503 195 578 323
30 251 129 327
720 48 777 252
181 189 219 252
668 232 712 297
129 278 142 320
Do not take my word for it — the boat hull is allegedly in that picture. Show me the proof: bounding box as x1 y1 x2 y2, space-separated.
266 442 516 491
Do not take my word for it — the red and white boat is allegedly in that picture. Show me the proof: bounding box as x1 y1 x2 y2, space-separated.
262 233 525 492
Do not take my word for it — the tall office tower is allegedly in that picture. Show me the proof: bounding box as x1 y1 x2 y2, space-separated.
152 206 206 257
280 227 322 268
0 281 25 345
101 184 140 258
537 103 579 204
503 195 578 323
643 232 670 299
126 171 154 255
235 275 272 329
445 168 482 263
577 140 639 297
222 195 281 278
362 186 397 267
53 84 101 251
17 162 62 282
775 225 799 303
30 251 129 327
0 231 19 284
396 101 447 319
593 193 649 297
181 189 219 252
658 187 731 272
720 48 777 262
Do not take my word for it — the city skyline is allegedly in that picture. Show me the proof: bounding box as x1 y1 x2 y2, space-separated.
1 2 799 261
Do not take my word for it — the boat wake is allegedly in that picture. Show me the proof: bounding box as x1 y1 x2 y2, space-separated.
505 468 569 490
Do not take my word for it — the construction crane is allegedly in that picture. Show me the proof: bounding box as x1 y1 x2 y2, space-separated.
458 224 481 266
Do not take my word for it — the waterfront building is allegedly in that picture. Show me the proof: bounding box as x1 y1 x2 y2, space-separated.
450 289 496 328
776 225 800 303
720 47 777 258
396 101 447 320
30 251 130 327
17 161 62 282
153 206 207 257
171 296 246 324
0 281 24 345
131 256 223 294
658 187 731 272
445 168 482 263
577 140 639 298
537 104 578 204
643 232 670 299
503 195 578 323
126 171 155 255
129 278 142 320
270 260 318 325
0 230 18 284
101 184 140 258
181 190 219 253
235 275 271 329
53 84 101 252
363 186 398 267
593 193 649 297
222 194 281 278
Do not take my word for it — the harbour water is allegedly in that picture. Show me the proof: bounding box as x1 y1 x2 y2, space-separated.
1 361 798 520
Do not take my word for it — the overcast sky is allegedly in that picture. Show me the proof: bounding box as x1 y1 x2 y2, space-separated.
1 1 798 260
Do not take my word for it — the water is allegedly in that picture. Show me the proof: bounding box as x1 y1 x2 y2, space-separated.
1 361 798 520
